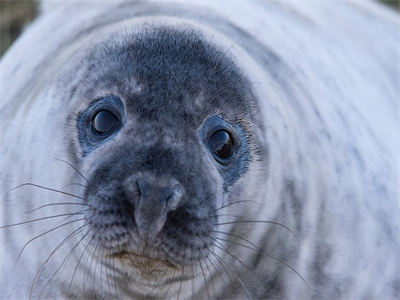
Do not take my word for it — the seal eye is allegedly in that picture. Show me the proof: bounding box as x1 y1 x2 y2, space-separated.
209 130 234 162
92 110 120 134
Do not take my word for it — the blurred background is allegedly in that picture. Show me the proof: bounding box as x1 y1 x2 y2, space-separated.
0 0 399 57
1 0 37 56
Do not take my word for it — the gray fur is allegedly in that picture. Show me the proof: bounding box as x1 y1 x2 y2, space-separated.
0 1 399 299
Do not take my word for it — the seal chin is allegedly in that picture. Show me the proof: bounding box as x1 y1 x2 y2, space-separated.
108 250 196 290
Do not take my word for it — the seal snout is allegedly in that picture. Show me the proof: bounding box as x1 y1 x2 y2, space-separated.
124 175 185 241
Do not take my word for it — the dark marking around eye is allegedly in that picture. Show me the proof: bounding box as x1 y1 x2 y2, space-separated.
198 115 249 190
77 96 125 156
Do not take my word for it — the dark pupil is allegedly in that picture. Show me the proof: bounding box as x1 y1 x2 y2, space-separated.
210 130 233 160
92 110 118 134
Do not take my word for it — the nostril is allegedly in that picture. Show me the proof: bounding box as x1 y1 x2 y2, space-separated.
136 179 143 198
160 186 175 202
166 184 184 211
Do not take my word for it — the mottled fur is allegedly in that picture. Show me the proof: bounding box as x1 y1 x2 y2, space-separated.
0 1 399 299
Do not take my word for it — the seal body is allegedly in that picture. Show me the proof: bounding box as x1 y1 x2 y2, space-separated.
0 1 399 299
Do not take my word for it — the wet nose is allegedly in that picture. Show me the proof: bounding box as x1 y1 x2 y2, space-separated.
132 177 184 241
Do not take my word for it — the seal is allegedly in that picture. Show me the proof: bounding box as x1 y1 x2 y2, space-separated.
0 1 399 299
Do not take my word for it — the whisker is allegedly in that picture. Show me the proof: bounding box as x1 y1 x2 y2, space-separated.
214 220 297 239
30 223 90 299
207 213 241 219
215 237 310 289
177 263 185 300
189 190 220 212
265 253 310 289
210 230 258 249
64 183 88 189
82 229 102 294
16 217 87 263
0 212 85 229
236 272 254 300
106 248 119 299
211 242 255 300
163 266 177 299
148 252 170 295
148 259 167 277
100 250 107 296
206 246 232 281
211 40 241 82
222 40 239 56
213 200 261 213
156 248 177 299
54 209 91 226
205 245 251 300
214 236 257 251
101 244 113 297
198 259 210 299
151 270 169 295
114 247 131 289
68 228 98 291
27 202 90 213
202 253 216 298
38 227 92 299
190 251 196 298
211 241 256 280
9 183 85 201
52 157 89 183
126 243 138 267
110 252 120 298
90 236 103 293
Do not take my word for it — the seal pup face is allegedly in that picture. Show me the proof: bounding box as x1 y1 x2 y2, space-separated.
56 21 265 298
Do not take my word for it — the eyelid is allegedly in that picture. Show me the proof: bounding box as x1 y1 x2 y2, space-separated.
198 115 234 141
89 102 122 120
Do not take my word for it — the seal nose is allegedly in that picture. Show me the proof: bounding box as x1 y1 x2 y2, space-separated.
133 177 184 241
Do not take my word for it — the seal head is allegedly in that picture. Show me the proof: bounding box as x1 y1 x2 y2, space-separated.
60 22 264 298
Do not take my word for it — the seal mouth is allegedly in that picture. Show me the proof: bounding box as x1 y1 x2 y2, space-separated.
106 250 196 288
108 250 178 272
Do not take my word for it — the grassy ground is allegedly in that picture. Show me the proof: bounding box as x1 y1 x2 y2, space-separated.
380 0 400 9
0 0 399 57
0 0 37 56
